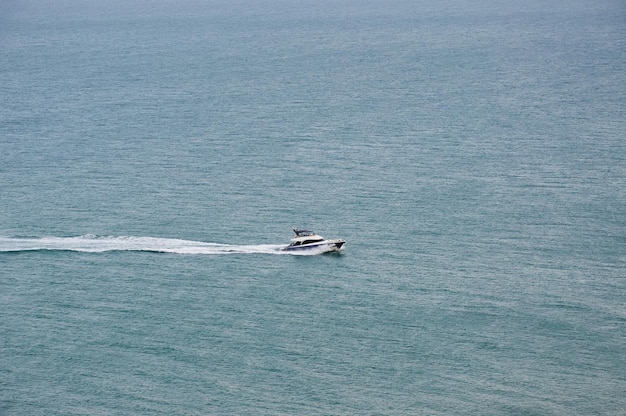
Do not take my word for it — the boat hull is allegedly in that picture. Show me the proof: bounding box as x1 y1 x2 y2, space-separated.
281 240 345 253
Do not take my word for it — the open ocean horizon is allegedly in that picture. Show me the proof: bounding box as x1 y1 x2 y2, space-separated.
1 0 625 414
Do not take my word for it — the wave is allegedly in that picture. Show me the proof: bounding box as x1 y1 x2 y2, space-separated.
0 235 290 255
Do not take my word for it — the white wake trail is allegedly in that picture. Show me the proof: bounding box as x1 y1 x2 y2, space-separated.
0 235 287 255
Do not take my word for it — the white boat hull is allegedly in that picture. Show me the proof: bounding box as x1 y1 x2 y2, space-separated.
281 240 345 253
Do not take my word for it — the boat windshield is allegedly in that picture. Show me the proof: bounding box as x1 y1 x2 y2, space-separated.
290 237 324 246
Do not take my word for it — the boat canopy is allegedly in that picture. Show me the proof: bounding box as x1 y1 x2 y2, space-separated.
293 229 315 237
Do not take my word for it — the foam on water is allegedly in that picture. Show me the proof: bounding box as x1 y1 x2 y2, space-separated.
0 235 292 255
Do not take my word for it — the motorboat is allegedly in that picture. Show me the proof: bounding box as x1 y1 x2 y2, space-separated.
281 229 345 253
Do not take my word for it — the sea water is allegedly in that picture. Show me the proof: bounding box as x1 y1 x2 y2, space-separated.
1 0 625 414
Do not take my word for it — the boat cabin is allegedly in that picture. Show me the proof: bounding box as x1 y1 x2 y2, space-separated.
289 229 325 246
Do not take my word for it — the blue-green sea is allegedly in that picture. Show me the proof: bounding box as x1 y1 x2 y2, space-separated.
1 0 625 414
